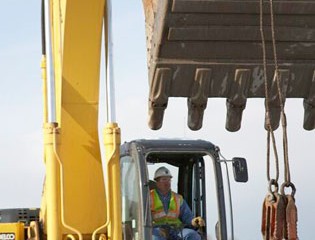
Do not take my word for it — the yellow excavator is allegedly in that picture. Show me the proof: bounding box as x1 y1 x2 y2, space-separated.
0 0 314 240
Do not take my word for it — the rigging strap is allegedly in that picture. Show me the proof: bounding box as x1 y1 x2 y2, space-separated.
259 0 298 239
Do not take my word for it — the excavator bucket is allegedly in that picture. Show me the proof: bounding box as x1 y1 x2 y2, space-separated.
143 0 315 131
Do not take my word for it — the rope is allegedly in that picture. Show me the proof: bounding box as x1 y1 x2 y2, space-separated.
268 0 291 184
266 130 281 182
259 0 280 184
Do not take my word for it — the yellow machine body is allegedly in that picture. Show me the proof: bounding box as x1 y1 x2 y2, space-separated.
0 223 24 240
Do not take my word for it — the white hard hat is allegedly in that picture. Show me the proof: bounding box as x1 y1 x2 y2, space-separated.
154 166 173 180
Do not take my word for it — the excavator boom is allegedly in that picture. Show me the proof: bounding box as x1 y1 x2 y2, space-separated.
41 0 121 239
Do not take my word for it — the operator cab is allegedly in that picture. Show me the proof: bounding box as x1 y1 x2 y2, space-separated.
120 139 248 240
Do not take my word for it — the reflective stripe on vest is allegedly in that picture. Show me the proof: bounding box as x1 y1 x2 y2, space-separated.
150 189 182 225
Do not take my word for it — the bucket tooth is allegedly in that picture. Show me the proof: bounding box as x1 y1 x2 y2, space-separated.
226 69 251 132
148 68 172 130
303 71 315 130
265 70 290 130
187 68 211 130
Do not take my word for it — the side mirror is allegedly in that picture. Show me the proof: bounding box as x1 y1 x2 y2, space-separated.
232 157 248 182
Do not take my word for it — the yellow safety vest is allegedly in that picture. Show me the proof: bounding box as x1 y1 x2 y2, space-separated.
150 189 183 226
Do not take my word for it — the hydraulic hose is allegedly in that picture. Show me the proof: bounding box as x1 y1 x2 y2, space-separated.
41 0 46 55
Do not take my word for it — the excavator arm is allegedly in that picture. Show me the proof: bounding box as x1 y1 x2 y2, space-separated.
40 0 121 239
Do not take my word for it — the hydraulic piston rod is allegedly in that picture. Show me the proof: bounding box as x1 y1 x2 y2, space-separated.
44 0 56 123
105 0 116 123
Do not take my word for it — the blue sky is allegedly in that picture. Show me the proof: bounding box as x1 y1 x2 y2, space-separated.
0 1 314 239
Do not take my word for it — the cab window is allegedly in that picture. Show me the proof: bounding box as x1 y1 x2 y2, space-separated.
120 155 142 240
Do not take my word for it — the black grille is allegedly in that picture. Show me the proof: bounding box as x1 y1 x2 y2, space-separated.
0 208 40 226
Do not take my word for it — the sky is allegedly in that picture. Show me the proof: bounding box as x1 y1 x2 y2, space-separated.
0 1 314 239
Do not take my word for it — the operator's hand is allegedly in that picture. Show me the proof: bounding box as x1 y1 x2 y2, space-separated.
191 216 205 228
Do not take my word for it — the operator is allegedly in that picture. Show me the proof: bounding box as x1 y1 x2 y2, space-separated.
150 166 205 240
